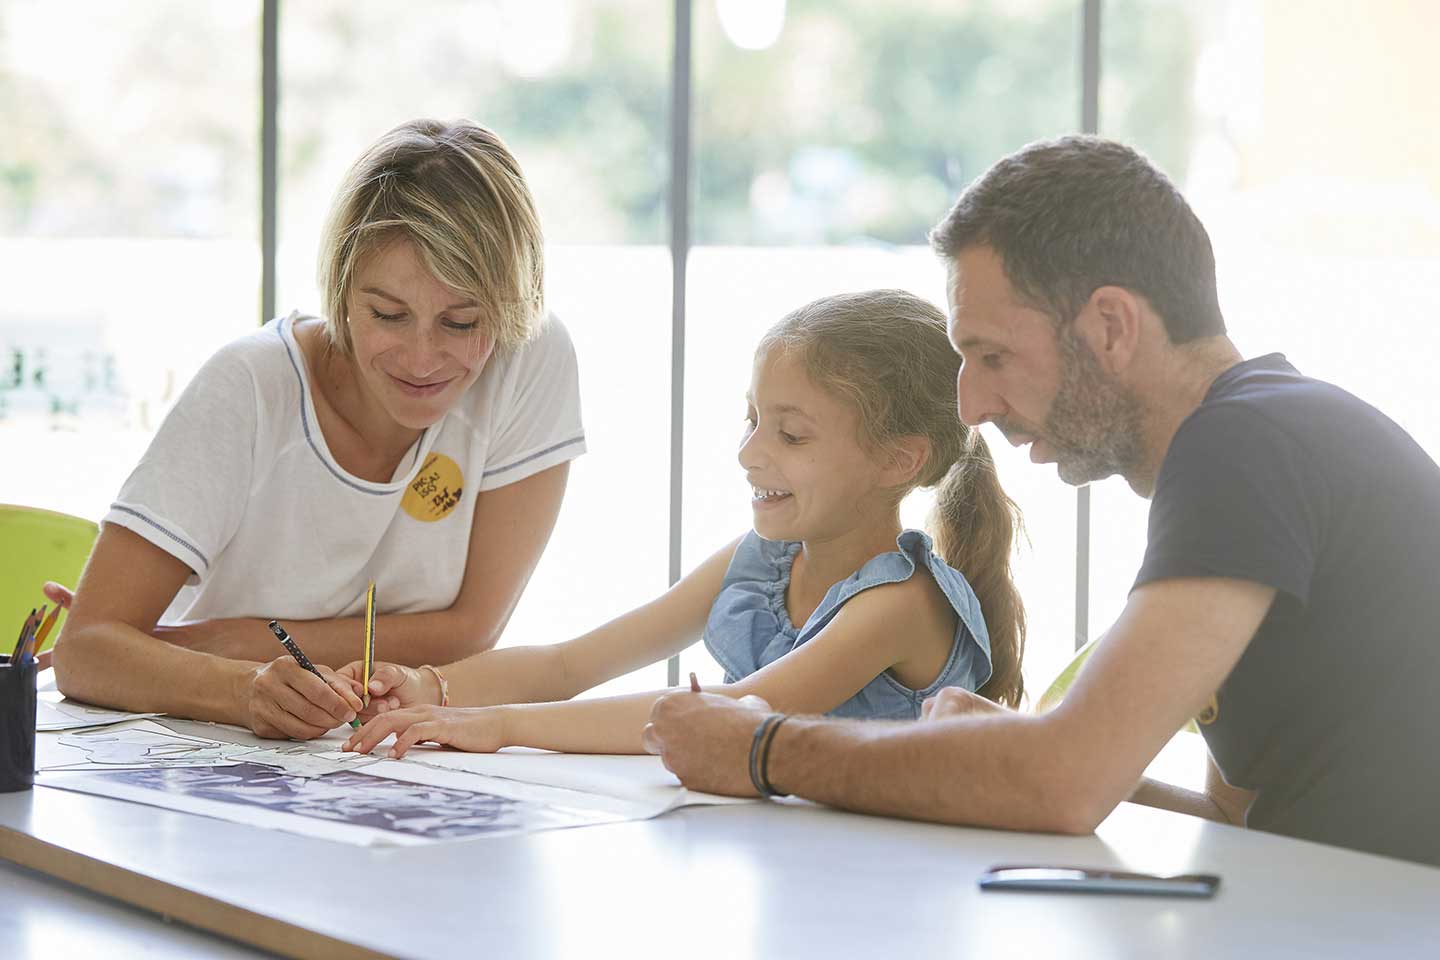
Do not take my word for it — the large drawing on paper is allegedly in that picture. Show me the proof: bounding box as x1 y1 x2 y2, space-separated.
83 762 603 841
52 722 381 777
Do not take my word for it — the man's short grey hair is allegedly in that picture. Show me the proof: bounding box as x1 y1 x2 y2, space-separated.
929 135 1224 343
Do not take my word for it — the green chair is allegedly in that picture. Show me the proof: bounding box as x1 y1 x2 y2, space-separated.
0 504 98 654
1036 634 1200 733
1035 635 1101 714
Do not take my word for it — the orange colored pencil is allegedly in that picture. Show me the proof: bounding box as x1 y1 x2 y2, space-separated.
33 603 62 650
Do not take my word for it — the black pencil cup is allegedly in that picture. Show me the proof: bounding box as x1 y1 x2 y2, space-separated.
0 655 37 792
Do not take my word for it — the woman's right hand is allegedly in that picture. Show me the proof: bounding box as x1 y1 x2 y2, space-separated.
336 661 444 719
239 657 364 740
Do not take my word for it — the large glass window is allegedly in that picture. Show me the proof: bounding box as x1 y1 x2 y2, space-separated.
680 0 1084 696
12 0 1401 745
1092 0 1440 784
0 1 260 519
277 0 671 694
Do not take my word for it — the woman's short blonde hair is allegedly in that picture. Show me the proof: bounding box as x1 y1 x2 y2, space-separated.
316 118 545 353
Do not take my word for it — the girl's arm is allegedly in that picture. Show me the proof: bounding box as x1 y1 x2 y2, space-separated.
346 570 949 756
52 525 363 739
348 536 747 712
156 462 572 667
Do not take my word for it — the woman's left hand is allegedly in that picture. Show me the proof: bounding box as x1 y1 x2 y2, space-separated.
342 705 511 758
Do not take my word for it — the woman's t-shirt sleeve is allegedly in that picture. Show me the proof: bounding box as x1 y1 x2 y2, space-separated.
477 314 587 492
103 343 260 583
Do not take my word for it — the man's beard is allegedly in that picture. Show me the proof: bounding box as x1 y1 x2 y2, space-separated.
1047 326 1147 485
998 326 1147 487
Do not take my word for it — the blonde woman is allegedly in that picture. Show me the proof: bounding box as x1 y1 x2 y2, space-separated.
53 119 585 739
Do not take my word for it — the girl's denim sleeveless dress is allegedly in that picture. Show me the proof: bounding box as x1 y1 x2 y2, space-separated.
703 529 993 719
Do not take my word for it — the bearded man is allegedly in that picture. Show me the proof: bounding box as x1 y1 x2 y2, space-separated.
643 135 1440 868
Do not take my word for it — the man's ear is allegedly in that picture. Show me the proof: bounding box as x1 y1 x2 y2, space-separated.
882 435 931 489
1073 285 1145 374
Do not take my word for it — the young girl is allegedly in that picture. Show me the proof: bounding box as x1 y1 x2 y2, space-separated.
342 289 1025 758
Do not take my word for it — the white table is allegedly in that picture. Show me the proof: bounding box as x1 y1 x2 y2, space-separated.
4 761 1439 960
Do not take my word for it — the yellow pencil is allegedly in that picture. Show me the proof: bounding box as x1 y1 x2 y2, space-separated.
362 581 376 708
33 603 62 650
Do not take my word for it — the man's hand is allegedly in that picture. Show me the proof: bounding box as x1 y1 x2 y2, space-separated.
641 691 773 797
920 686 1008 721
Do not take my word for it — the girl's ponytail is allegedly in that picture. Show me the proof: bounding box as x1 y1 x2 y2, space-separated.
930 432 1026 707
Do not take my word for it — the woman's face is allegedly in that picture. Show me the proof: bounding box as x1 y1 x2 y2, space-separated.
344 238 496 431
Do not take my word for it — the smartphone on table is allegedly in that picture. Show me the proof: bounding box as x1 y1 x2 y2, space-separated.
978 865 1220 898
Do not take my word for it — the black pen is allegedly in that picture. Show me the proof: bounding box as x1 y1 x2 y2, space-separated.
267 620 362 730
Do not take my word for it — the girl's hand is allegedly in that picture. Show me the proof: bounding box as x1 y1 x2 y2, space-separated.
335 661 442 719
239 657 364 740
343 705 510 759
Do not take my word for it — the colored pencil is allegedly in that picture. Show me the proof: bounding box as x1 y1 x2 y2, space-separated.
362 581 376 708
33 603 62 650
268 620 362 730
10 608 37 660
21 604 46 661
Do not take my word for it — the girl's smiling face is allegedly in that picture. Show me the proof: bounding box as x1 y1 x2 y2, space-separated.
739 347 893 542
344 237 496 431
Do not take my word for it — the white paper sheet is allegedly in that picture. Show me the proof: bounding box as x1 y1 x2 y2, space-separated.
36 696 165 731
399 746 754 815
157 718 754 816
40 719 383 778
33 717 755 847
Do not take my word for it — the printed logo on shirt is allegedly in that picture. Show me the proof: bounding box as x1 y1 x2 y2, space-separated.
1196 693 1219 726
402 452 464 522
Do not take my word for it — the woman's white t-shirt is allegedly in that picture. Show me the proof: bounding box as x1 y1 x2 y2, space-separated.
104 311 585 625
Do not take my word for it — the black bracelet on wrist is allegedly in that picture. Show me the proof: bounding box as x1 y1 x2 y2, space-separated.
748 713 784 798
748 713 790 799
758 713 789 798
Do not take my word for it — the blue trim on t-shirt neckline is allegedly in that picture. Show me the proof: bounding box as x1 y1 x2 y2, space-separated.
274 315 429 497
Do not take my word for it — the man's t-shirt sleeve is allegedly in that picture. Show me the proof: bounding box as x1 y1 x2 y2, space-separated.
1134 404 1325 607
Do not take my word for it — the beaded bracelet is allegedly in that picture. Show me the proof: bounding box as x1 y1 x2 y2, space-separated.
418 664 449 707
748 713 790 798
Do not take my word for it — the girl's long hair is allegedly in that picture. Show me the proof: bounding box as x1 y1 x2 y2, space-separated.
759 290 1027 706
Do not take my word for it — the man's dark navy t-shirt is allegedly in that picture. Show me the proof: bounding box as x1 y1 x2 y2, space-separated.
1135 354 1440 867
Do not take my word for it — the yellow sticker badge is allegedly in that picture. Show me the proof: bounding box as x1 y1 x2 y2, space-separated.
402 452 464 522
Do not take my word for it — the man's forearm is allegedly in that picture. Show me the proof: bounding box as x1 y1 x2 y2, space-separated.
764 713 1098 834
